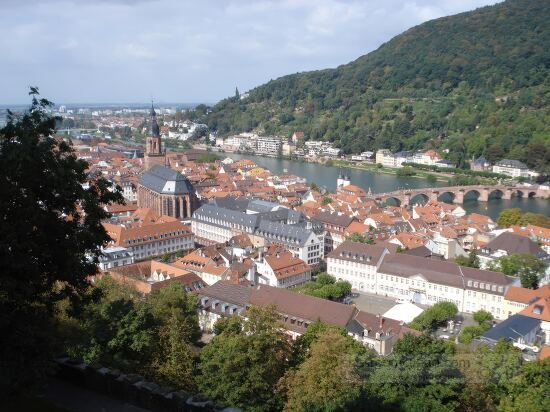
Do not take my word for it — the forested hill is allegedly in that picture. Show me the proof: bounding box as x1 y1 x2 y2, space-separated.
205 0 549 173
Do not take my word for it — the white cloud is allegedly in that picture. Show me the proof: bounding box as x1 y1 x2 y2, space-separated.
0 0 501 104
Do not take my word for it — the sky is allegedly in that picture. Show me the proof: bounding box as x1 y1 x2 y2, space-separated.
0 0 501 105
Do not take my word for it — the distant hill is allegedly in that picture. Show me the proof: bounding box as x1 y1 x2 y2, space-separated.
205 0 549 173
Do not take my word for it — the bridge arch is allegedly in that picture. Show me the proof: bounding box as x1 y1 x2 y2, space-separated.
384 196 402 207
463 189 481 202
437 191 456 203
410 193 429 206
488 189 504 199
510 189 524 198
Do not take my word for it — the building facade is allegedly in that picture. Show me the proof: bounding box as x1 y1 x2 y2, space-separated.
327 242 515 320
137 165 199 220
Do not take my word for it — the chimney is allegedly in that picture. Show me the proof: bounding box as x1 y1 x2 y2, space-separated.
379 315 384 329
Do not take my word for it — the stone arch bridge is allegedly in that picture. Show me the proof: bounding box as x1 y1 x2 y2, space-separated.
374 185 549 208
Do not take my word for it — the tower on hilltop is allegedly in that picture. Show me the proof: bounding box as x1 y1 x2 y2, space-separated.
144 102 166 170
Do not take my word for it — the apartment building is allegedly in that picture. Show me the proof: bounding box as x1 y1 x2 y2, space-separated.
103 209 195 260
314 210 357 253
255 248 311 288
256 136 281 156
326 241 391 291
192 199 324 265
492 159 538 178
196 281 417 355
327 242 515 320
376 254 514 320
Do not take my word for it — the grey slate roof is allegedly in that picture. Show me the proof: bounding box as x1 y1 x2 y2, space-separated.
198 281 252 307
212 196 251 212
256 220 313 246
193 204 260 230
246 199 280 213
139 165 194 194
495 159 528 169
327 241 389 265
481 232 547 259
378 253 513 292
481 314 540 343
314 210 356 228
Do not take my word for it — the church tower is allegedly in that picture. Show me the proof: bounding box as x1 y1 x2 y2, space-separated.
144 103 166 170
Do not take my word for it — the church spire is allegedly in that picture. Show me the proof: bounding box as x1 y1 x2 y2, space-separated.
150 101 160 137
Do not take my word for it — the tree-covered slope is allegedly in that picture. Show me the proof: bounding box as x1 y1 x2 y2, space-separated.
206 0 550 172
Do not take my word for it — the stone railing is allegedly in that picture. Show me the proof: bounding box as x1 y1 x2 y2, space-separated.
53 357 239 412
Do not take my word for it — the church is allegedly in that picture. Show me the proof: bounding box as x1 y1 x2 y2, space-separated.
137 105 198 219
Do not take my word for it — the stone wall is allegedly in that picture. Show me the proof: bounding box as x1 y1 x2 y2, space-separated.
53 357 239 412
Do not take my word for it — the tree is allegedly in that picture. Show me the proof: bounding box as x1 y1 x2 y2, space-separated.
322 196 333 205
473 309 493 325
459 341 523 409
72 277 157 372
410 301 458 331
145 282 201 344
293 273 352 301
459 308 493 345
280 330 366 411
368 334 463 410
346 232 375 244
198 306 291 411
152 310 198 392
489 253 545 289
499 359 550 412
496 208 523 227
455 249 480 268
0 89 123 393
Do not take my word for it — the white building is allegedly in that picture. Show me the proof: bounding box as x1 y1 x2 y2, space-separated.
97 247 134 270
256 136 282 156
326 242 391 291
327 243 515 320
492 159 539 179
254 250 311 288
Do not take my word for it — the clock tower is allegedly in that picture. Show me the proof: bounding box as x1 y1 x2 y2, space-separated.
144 103 166 170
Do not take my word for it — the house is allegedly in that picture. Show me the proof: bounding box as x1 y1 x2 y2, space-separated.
478 232 549 270
519 294 550 345
471 156 491 172
376 253 515 320
192 198 324 265
255 248 311 288
103 208 195 260
503 285 550 318
100 260 205 294
481 314 541 346
196 281 416 355
327 241 392 292
492 159 539 179
314 210 357 253
97 246 134 270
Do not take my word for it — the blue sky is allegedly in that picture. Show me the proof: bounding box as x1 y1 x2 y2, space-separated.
1 0 500 104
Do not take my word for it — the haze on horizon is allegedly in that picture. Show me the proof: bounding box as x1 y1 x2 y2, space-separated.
1 0 501 105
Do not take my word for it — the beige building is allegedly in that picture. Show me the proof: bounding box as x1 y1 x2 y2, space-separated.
327 243 515 320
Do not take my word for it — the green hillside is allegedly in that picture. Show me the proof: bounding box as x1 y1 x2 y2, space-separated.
205 0 549 173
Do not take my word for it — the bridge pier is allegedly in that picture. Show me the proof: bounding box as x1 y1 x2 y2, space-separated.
403 193 411 208
478 188 489 202
430 191 439 202
453 190 464 204
502 188 512 200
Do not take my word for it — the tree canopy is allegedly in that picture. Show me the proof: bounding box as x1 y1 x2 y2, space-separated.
0 89 123 393
489 253 545 289
204 0 550 174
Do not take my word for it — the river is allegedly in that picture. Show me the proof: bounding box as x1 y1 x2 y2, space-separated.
224 153 549 220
